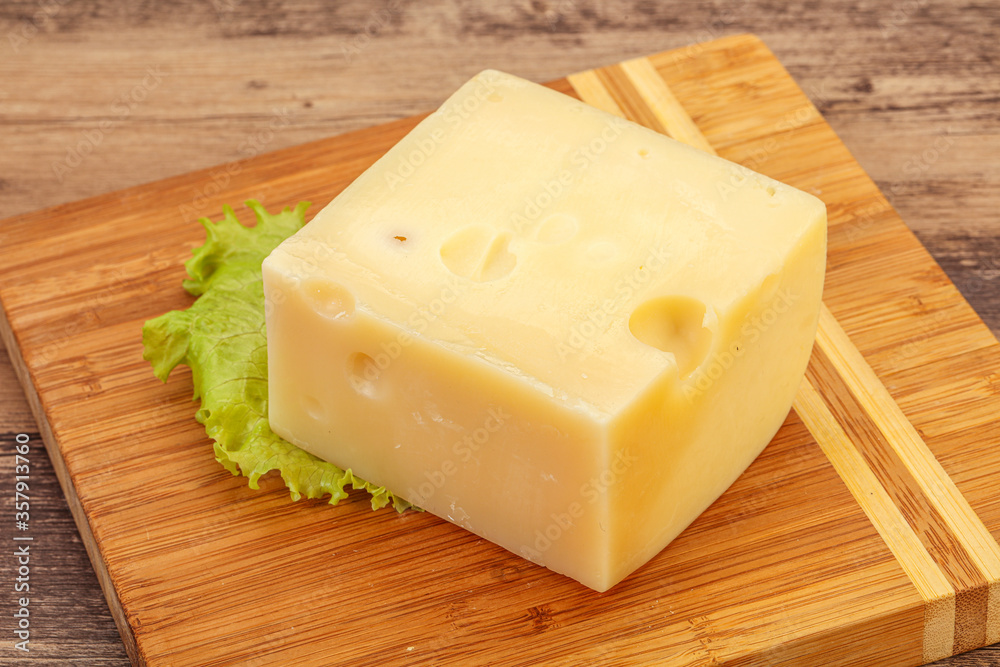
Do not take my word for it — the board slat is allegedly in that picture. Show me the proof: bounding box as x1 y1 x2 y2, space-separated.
2 34 1000 666
793 376 955 661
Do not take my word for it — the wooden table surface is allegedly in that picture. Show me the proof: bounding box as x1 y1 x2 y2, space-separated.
0 1 997 664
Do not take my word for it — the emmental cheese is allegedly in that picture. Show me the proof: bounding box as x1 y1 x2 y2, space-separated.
262 70 827 592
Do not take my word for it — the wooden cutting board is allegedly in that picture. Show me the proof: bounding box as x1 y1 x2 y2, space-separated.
2 33 999 666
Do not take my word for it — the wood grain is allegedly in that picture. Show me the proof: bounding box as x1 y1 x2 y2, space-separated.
1 1 998 665
2 33 1000 666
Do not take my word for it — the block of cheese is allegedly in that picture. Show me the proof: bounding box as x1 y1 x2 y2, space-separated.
262 70 827 592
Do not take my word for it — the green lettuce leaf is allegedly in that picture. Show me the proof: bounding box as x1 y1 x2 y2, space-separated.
142 200 413 512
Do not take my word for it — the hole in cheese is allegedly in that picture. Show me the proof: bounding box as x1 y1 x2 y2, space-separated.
628 296 713 378
302 395 325 420
347 353 382 399
303 278 355 321
439 224 517 281
585 238 622 265
759 272 780 304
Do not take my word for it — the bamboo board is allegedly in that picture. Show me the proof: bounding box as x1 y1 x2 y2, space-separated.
2 34 1000 666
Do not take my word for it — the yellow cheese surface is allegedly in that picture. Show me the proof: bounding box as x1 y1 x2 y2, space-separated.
263 70 827 592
